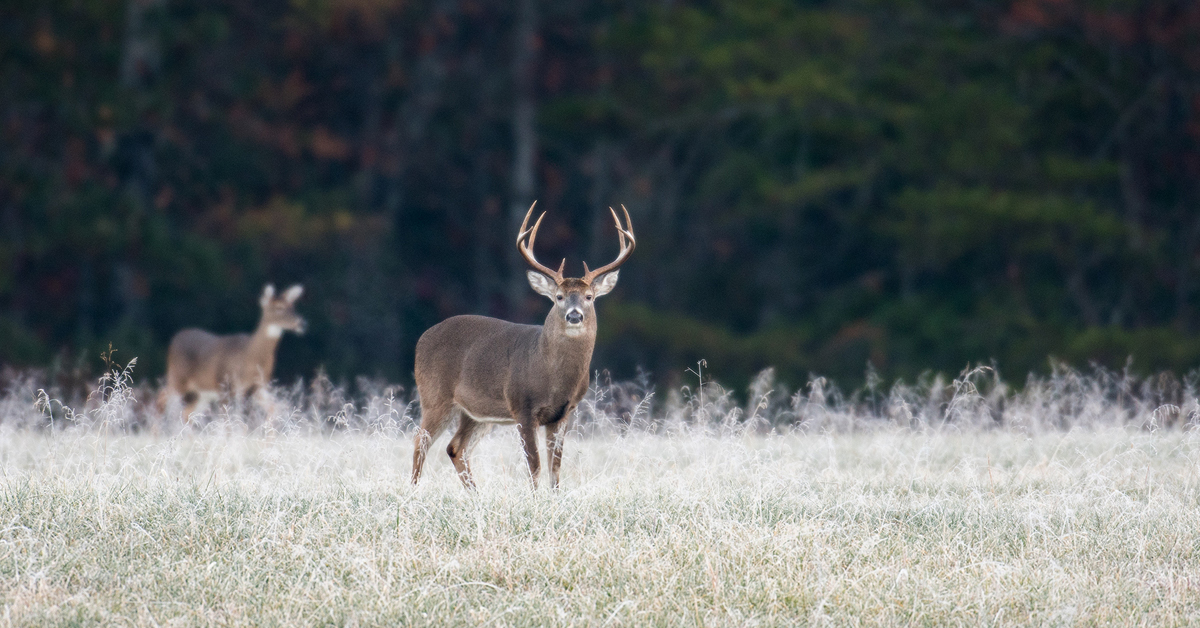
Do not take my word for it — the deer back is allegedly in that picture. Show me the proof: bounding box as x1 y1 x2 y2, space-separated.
166 330 262 392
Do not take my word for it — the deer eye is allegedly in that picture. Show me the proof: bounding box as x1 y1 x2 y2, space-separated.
556 294 564 301
586 294 593 301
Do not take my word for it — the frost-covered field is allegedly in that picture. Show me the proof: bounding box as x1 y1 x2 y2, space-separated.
1 365 1200 626
2 428 1200 626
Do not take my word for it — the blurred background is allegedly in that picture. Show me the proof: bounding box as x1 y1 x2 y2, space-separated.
1 0 1198 392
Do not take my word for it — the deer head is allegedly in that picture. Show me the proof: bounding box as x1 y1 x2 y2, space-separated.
517 202 634 336
258 284 307 338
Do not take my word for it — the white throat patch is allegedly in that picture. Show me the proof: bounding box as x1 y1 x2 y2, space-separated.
266 324 283 339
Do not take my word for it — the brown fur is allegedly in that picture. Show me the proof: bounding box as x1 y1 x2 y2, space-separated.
160 284 305 423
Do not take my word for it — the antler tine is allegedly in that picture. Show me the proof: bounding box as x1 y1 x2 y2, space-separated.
516 201 563 281
609 209 626 251
582 205 636 282
517 201 543 243
613 205 634 248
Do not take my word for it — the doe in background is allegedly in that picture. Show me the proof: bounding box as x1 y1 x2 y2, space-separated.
158 284 306 425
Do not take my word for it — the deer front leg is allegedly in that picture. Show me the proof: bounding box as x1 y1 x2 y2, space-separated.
250 384 279 429
545 418 568 489
517 422 541 489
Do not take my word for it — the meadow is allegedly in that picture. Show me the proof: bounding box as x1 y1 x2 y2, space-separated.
1 365 1199 626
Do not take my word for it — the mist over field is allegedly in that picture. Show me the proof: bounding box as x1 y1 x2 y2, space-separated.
2 364 1200 626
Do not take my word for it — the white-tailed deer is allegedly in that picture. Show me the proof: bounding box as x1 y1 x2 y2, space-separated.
160 284 306 424
411 203 634 489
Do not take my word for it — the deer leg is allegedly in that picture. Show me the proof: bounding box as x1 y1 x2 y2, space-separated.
155 388 169 415
411 429 433 485
518 422 541 489
412 397 454 485
447 414 482 490
158 388 180 420
181 391 200 426
250 385 279 431
545 418 568 489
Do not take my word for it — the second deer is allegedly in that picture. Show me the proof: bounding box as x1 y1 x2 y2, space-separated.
411 203 634 489
160 284 306 424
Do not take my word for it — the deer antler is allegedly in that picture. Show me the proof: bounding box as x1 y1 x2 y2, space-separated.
517 201 565 282
582 205 635 283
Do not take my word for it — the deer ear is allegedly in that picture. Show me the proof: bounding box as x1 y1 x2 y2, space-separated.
527 271 557 299
592 270 619 297
260 284 276 307
283 284 304 303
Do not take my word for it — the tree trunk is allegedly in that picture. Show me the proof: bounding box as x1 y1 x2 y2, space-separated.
383 1 453 230
115 0 164 332
339 44 402 376
588 141 612 267
508 0 538 318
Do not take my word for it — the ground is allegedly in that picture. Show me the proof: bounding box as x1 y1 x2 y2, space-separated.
1 426 1198 626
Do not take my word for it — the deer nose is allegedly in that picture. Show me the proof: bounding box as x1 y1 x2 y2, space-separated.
565 309 583 325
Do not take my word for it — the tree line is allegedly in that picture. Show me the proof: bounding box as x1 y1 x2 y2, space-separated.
1 0 1198 391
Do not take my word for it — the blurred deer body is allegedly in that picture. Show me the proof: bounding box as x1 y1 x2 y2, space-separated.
412 203 634 490
162 284 306 424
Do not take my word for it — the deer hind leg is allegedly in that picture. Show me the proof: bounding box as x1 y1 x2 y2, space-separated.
412 395 455 485
517 422 541 489
446 412 482 490
181 390 221 427
545 418 569 489
247 384 279 431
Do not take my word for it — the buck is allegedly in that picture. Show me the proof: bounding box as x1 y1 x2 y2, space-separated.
160 284 306 424
411 203 634 489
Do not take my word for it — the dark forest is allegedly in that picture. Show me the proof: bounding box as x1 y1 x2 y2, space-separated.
2 0 1199 391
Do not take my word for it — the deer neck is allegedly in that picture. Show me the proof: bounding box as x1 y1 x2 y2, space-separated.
247 319 284 369
538 311 596 372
